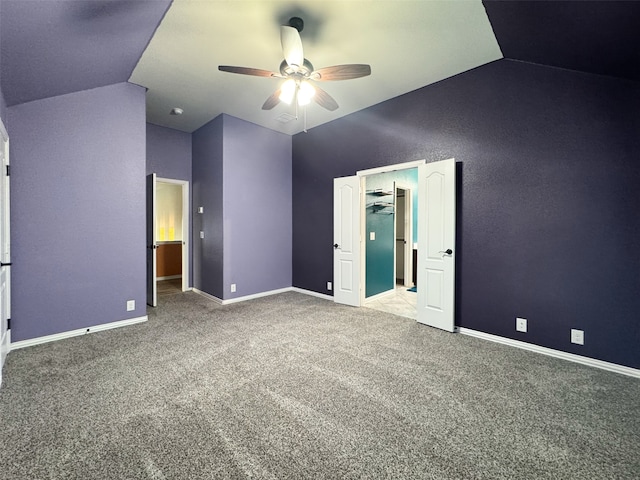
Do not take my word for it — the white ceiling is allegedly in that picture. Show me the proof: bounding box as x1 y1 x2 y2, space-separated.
130 0 502 135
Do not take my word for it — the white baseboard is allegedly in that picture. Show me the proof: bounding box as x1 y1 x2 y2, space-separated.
193 286 334 305
458 327 640 379
290 287 333 301
193 287 294 305
10 315 148 351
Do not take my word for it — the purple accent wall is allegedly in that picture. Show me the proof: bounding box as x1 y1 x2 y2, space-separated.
146 123 193 286
0 0 171 106
8 83 147 341
293 59 640 369
192 115 224 298
222 115 291 299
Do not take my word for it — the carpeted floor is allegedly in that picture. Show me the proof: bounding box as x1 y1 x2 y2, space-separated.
0 291 638 479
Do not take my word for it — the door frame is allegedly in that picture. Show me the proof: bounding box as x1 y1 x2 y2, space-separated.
394 182 413 288
156 177 190 293
356 160 425 306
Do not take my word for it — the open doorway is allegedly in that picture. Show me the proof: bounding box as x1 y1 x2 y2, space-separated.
147 175 189 306
361 169 418 319
334 158 456 332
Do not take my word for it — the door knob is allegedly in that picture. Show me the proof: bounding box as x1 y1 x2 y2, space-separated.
333 244 340 249
439 249 453 255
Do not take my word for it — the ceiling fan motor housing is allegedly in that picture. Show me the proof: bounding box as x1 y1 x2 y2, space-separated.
288 16 304 32
279 58 314 78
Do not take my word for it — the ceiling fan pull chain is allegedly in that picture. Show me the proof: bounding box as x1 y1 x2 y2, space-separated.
303 106 308 133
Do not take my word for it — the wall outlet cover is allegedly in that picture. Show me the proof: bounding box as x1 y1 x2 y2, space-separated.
327 281 332 290
516 317 527 333
571 329 584 345
231 284 236 293
370 231 375 241
126 300 135 311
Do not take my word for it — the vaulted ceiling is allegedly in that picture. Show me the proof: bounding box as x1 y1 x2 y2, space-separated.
1 1 638 135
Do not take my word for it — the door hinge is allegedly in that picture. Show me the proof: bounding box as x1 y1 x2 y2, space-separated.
5 165 9 176
7 318 10 330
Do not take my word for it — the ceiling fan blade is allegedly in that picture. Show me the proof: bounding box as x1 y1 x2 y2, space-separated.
280 25 304 68
262 89 281 110
311 64 372 81
218 66 280 78
313 85 339 111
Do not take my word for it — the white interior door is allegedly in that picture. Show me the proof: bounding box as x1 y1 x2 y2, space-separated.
417 159 456 331
333 176 361 306
0 120 11 386
146 173 157 307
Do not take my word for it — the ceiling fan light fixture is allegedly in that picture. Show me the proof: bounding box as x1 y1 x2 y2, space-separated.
297 81 315 106
279 79 296 104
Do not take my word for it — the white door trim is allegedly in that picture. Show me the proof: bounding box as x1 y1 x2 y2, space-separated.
357 159 426 177
157 177 190 292
358 161 425 304
394 183 413 287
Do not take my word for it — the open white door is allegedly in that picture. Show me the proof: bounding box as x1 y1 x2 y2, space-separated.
0 120 10 386
333 176 361 306
417 159 456 331
146 173 157 307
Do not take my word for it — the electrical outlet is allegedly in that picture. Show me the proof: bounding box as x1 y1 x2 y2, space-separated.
231 284 236 293
516 317 527 333
126 300 135 312
327 281 332 291
571 329 584 345
200 231 205 239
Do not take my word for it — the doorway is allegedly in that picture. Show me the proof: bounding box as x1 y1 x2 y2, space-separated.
147 175 190 306
333 159 457 332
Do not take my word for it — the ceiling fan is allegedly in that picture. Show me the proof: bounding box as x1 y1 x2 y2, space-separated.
218 17 371 112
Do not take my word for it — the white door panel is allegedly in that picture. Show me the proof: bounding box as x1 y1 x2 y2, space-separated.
417 159 456 331
333 176 361 307
0 120 10 386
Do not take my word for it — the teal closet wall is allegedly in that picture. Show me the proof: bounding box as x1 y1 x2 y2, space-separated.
365 168 418 298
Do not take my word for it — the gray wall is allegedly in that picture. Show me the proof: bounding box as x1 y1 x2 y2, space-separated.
9 82 147 341
222 115 292 299
191 114 292 301
192 115 224 298
292 59 640 369
146 123 193 286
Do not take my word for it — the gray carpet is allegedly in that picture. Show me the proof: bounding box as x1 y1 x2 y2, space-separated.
0 291 638 479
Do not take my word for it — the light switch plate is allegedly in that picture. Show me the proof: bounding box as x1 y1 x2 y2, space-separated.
200 231 205 239
198 206 204 214
126 300 135 311
370 231 375 241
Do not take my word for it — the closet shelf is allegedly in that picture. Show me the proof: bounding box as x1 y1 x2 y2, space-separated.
366 188 393 196
367 201 395 214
